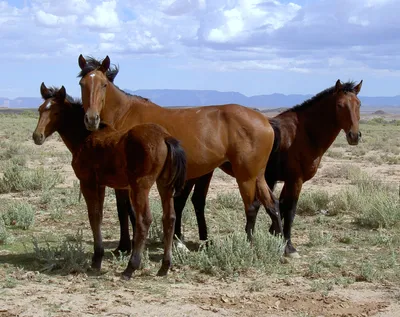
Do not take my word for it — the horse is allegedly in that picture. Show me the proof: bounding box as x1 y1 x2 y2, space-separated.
32 83 187 278
168 79 364 258
77 55 284 251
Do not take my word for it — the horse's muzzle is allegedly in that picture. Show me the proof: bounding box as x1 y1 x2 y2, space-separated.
84 113 100 131
32 132 45 145
346 131 361 146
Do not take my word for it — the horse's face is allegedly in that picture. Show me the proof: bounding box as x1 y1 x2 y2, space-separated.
334 80 363 146
32 83 66 145
78 54 110 131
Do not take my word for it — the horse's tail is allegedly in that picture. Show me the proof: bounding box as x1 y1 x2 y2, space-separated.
265 118 281 190
164 137 187 195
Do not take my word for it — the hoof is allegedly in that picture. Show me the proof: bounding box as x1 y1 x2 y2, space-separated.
90 262 102 271
173 240 189 253
157 266 169 277
284 251 301 259
121 270 133 280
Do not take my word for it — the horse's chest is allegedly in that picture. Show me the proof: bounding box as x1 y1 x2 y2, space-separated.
72 146 127 185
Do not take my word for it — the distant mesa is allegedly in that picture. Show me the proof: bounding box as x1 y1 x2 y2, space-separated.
373 110 387 115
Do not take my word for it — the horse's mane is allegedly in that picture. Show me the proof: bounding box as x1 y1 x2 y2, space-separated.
42 86 82 109
288 81 358 113
77 56 150 102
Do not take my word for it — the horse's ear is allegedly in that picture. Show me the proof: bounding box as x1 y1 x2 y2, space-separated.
40 82 49 98
335 79 342 93
353 80 363 95
78 54 87 70
57 86 66 100
100 56 110 73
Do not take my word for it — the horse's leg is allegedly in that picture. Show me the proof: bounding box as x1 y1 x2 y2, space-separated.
80 181 106 270
279 180 303 258
256 173 283 236
173 179 196 241
220 163 263 237
191 172 214 241
123 186 151 279
113 189 135 255
156 183 176 276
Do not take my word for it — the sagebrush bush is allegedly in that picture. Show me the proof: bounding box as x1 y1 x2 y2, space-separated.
0 218 11 244
0 163 63 193
2 201 35 230
297 190 330 215
32 229 90 273
173 229 285 275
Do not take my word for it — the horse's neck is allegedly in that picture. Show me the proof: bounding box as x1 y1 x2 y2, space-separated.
300 99 341 154
281 98 341 156
58 112 89 154
104 85 162 130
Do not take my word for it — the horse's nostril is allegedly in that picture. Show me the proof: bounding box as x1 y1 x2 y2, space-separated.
95 114 100 121
358 131 362 138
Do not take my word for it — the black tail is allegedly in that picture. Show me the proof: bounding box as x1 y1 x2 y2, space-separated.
265 118 281 190
164 137 187 195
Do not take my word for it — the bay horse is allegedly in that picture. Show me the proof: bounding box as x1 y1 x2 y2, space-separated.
32 83 187 278
77 55 283 250
170 79 364 258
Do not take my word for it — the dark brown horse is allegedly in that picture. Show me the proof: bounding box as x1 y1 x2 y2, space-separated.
32 83 187 278
77 55 283 248
170 79 364 258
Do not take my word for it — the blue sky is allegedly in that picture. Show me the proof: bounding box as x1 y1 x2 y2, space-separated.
1 0 400 99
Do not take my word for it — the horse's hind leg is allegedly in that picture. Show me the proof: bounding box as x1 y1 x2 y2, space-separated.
191 171 214 241
234 177 259 240
156 183 176 276
123 186 152 279
173 179 195 241
114 189 135 255
80 181 106 270
256 175 283 236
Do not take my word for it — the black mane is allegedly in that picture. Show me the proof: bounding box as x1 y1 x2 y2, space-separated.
77 56 149 102
289 81 357 112
77 56 119 82
43 86 82 109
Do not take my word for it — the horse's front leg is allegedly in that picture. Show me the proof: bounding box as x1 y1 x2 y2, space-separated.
279 180 303 258
80 181 106 270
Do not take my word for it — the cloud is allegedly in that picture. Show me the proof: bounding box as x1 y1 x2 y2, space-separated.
82 0 120 30
1 0 400 76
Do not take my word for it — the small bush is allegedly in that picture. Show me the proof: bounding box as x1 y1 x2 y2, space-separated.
174 229 285 276
215 191 243 211
2 201 35 230
297 190 330 215
32 230 90 274
0 218 11 244
0 163 63 193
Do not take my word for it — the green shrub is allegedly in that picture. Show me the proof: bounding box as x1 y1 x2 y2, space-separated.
174 229 285 276
2 201 35 230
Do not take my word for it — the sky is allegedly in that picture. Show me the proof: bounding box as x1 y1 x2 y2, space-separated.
1 0 400 99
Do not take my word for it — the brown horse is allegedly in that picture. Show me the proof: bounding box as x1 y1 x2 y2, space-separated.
169 79 364 258
77 55 283 247
32 83 187 278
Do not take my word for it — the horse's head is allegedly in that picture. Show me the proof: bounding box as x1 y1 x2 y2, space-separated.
334 79 363 145
32 83 67 145
78 54 114 131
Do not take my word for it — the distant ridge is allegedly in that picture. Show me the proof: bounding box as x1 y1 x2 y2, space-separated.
2 89 400 111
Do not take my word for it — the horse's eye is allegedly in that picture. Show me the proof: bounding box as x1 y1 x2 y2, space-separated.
103 83 107 88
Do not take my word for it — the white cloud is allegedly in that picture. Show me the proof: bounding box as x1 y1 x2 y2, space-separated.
82 1 120 30
35 10 77 27
1 0 400 76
